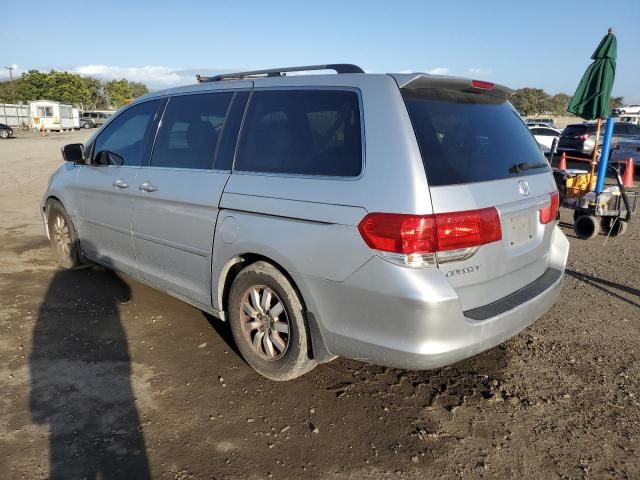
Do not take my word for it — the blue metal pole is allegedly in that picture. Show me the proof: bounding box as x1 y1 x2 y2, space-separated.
595 117 615 193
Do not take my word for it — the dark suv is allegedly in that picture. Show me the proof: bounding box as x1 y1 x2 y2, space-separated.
80 111 112 128
557 121 640 156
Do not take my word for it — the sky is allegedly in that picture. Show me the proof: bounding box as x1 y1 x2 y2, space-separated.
2 0 639 102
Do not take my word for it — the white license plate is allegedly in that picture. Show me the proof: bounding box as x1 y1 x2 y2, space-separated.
507 214 534 247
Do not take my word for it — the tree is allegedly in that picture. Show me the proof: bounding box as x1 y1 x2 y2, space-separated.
104 79 149 108
0 70 150 108
609 96 624 111
510 88 551 116
548 93 571 115
129 82 149 99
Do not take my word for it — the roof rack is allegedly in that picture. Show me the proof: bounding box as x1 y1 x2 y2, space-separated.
196 64 365 83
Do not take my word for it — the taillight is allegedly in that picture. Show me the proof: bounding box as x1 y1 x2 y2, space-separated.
579 134 590 140
358 208 502 267
539 191 560 224
357 213 437 254
471 80 495 90
436 208 502 251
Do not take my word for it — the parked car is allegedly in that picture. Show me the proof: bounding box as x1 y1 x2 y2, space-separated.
42 64 569 381
0 122 14 139
611 138 640 168
529 126 561 154
79 118 94 129
79 111 112 128
525 118 555 128
613 104 640 116
557 121 640 156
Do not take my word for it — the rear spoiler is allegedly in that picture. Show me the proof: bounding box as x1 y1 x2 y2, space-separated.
391 73 513 100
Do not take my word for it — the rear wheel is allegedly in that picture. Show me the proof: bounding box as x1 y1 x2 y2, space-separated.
601 217 628 237
228 261 317 381
46 200 85 269
0 129 9 139
574 214 600 240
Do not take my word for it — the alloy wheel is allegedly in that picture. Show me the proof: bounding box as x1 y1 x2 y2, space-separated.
240 286 290 360
53 214 71 258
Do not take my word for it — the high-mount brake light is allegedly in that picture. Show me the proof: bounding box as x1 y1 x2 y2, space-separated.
539 191 560 225
358 208 502 267
471 80 495 90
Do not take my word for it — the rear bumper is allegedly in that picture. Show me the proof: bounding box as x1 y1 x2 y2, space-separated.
295 225 569 370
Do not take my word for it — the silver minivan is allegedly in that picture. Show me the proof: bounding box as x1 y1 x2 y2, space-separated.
43 64 569 381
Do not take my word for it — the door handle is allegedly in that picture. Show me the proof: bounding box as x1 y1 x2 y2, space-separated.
138 181 158 193
112 179 128 189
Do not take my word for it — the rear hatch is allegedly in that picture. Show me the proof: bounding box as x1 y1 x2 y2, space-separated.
398 75 559 311
558 124 593 150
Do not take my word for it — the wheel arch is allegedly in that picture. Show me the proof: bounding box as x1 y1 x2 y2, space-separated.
217 253 334 363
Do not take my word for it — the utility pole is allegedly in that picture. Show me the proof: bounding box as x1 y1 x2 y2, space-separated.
3 65 17 104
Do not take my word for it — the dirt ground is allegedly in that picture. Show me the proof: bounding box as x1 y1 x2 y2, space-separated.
0 130 638 480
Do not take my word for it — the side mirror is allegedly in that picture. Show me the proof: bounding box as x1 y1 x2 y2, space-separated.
62 143 85 163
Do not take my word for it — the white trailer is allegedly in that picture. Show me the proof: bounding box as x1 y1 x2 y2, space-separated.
0 103 30 127
72 107 80 129
29 100 75 132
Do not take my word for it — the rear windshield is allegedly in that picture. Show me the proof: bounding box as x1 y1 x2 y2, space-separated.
403 88 549 186
562 125 587 136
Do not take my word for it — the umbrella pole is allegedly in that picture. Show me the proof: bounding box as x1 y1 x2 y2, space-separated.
589 118 602 190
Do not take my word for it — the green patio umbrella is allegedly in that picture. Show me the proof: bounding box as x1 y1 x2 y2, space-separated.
567 28 617 120
567 28 617 180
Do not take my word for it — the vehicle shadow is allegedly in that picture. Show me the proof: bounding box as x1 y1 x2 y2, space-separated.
29 265 151 480
565 268 640 308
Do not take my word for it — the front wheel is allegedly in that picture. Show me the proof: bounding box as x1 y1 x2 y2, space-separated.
0 129 9 139
228 261 317 381
46 199 85 269
83 122 92 129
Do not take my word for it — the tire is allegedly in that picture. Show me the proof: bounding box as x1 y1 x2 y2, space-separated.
601 217 628 237
46 199 85 269
619 110 626 115
83 122 91 129
573 210 583 222
227 261 317 381
0 129 9 139
574 214 600 240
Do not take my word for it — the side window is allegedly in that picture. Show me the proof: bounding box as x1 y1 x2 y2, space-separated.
92 100 160 166
214 91 250 170
530 128 542 135
235 90 362 177
150 92 233 169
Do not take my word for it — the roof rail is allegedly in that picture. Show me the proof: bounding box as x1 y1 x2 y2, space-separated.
196 64 365 83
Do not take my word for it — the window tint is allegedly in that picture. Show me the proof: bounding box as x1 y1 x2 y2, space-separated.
236 90 362 176
530 128 543 135
562 125 588 137
403 88 548 186
92 100 160 166
150 92 232 169
214 91 250 170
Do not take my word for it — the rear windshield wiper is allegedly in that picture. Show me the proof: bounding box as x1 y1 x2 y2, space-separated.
510 162 549 173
